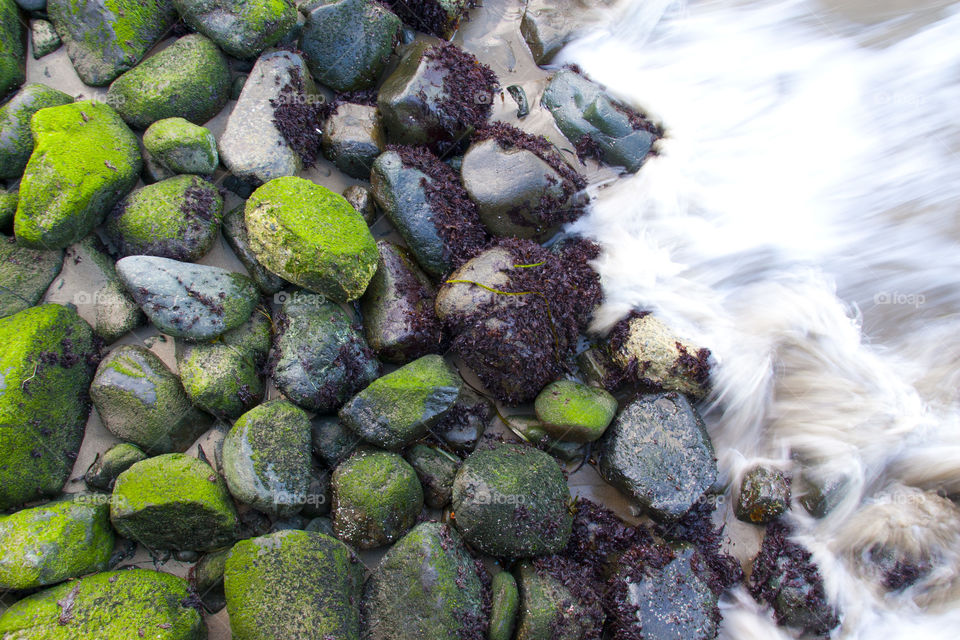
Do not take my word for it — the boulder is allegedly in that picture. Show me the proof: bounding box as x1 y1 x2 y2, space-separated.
321 102 385 179
404 444 460 509
0 0 25 99
0 83 73 180
533 379 617 443
221 205 286 294
431 385 494 453
142 118 220 175
173 0 299 59
489 571 519 640
84 443 147 491
0 236 63 318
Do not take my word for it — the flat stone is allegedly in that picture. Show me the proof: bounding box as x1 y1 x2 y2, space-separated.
534 379 617 443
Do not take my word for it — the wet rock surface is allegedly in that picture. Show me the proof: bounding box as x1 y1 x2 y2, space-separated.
0 83 73 180
221 205 287 294
143 118 220 176
84 442 147 491
534 379 618 443
735 464 791 524
405 443 460 508
321 102 385 179
0 0 25 100
0 236 63 318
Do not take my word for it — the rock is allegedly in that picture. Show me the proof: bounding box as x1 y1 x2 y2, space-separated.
111 453 239 551
220 49 319 185
504 414 585 462
173 0 298 59
735 465 791 525
0 188 16 228
30 19 60 59
342 184 378 224
0 305 96 510
230 73 247 100
514 561 603 640
46 0 177 86
142 118 220 175
90 344 211 454
84 443 147 491
221 205 286 294
362 522 486 640
360 241 444 364
41 235 145 343
377 40 497 149
597 392 717 522
176 309 271 419
107 34 231 130
191 548 229 612
575 345 616 388
799 467 852 519
0 236 63 318
0 0 25 100
224 530 364 640
520 0 610 65
433 245 516 329
542 69 658 173
269 514 307 532
311 416 362 468
222 400 312 516
270 295 381 412
0 495 114 590
301 464 331 517
489 571 519 640
461 125 586 239
116 255 259 341
0 569 206 638
15 0 44 10
14 101 141 250
405 444 460 509
332 448 422 549
451 444 572 557
0 83 73 180
321 102 385 179
104 175 223 261
383 0 468 39
304 516 334 536
246 176 379 301
431 385 494 453
533 379 617 443
370 147 488 279
300 0 400 92
339 354 461 450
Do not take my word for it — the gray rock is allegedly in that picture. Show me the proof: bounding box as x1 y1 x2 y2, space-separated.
301 464 331 517
489 571 519 640
735 465 791 525
142 118 219 175
173 0 298 59
0 235 63 318
503 414 585 463
321 102 385 179
311 416 362 468
0 83 74 180
15 0 46 10
342 184 378 224
30 19 61 59
84 443 148 491
799 467 853 519
431 384 494 453
513 561 603 640
0 0 25 101
404 444 460 509
520 0 611 65
304 516 334 536
433 245 518 330
221 204 286 294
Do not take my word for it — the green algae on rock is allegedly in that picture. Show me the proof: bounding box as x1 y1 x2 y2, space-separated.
533 379 617 443
0 0 26 100
405 444 459 509
173 0 299 60
84 442 148 491
513 561 603 640
221 205 286 294
246 177 379 302
111 453 239 551
190 547 229 613
0 495 114 590
0 235 63 318
143 117 220 175
489 571 519 640
107 34 232 130
30 19 61 59
0 188 17 229
0 83 73 180
225 529 365 640
0 304 97 511
14 101 141 250
0 569 206 639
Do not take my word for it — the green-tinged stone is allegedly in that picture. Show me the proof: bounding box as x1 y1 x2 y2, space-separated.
143 117 219 175
173 0 298 59
520 0 611 65
84 442 147 491
0 235 63 318
221 205 286 294
90 344 210 454
342 184 378 224
431 385 493 453
0 569 205 639
575 346 616 388
191 548 229 612
311 416 362 468
225 530 364 640
0 188 16 229
332 448 422 549
0 0 26 101
451 444 572 557
0 83 73 180
321 102 385 179
14 101 142 250
111 453 239 551
30 19 61 59
339 354 461 450
245 176 379 302
433 245 517 329
404 444 459 509
0 304 96 510
489 571 519 640
735 465 791 524
533 379 617 443
0 495 114 590
503 414 585 462
514 562 601 640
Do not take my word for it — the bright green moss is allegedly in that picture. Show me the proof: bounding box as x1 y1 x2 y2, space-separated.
0 84 74 180
143 117 219 174
0 0 25 100
533 379 618 443
174 0 298 59
0 189 18 229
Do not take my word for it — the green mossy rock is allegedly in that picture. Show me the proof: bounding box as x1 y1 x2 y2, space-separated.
143 118 220 175
108 34 231 130
514 562 596 640
0 188 17 229
362 522 486 640
503 415 584 463
332 448 422 549
111 453 239 551
174 0 298 59
221 205 286 294
533 379 617 443
339 354 461 450
225 530 364 640
0 569 205 638
321 102 385 179
0 0 26 100
451 444 572 558
84 442 148 491
0 83 73 180
245 176 379 302
191 547 229 612
0 304 96 510
489 571 519 640
0 495 114 590
176 309 271 419
404 444 459 509
0 235 63 318
30 19 62 59
300 0 400 92
90 344 210 454
222 399 312 516
14 101 142 250
311 416 362 468
46 0 177 86
735 465 791 525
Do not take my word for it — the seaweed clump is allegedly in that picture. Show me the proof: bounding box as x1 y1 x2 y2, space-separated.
384 0 468 39
270 67 324 166
423 42 498 136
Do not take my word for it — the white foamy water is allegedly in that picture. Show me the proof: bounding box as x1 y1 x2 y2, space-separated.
561 0 960 636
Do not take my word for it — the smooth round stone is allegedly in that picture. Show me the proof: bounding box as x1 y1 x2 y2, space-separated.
173 0 299 59
735 465 791 525
84 443 148 492
489 571 520 640
534 379 618 443
143 118 220 175
321 102 385 179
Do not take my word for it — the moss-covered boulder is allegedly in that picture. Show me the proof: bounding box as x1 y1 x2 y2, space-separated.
30 19 62 59
222 400 312 516
0 235 63 318
221 205 286 294
321 102 385 178
332 448 422 549
245 176 379 302
225 530 364 640
514 561 603 640
176 309 271 419
0 569 205 638
143 117 220 175
0 304 97 510
111 453 239 551
451 444 572 557
0 0 26 100
735 465 791 525
311 416 362 468
0 188 17 229
0 495 114 590
431 385 494 453
0 84 73 180
116 255 259 341
190 548 229 613
339 354 461 450
533 379 617 443
405 444 459 509
489 571 519 640
14 101 142 250
300 0 400 92
90 344 210 454
270 295 381 412
108 34 232 130
362 522 486 640
502 414 584 462
173 0 298 59
84 442 147 491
